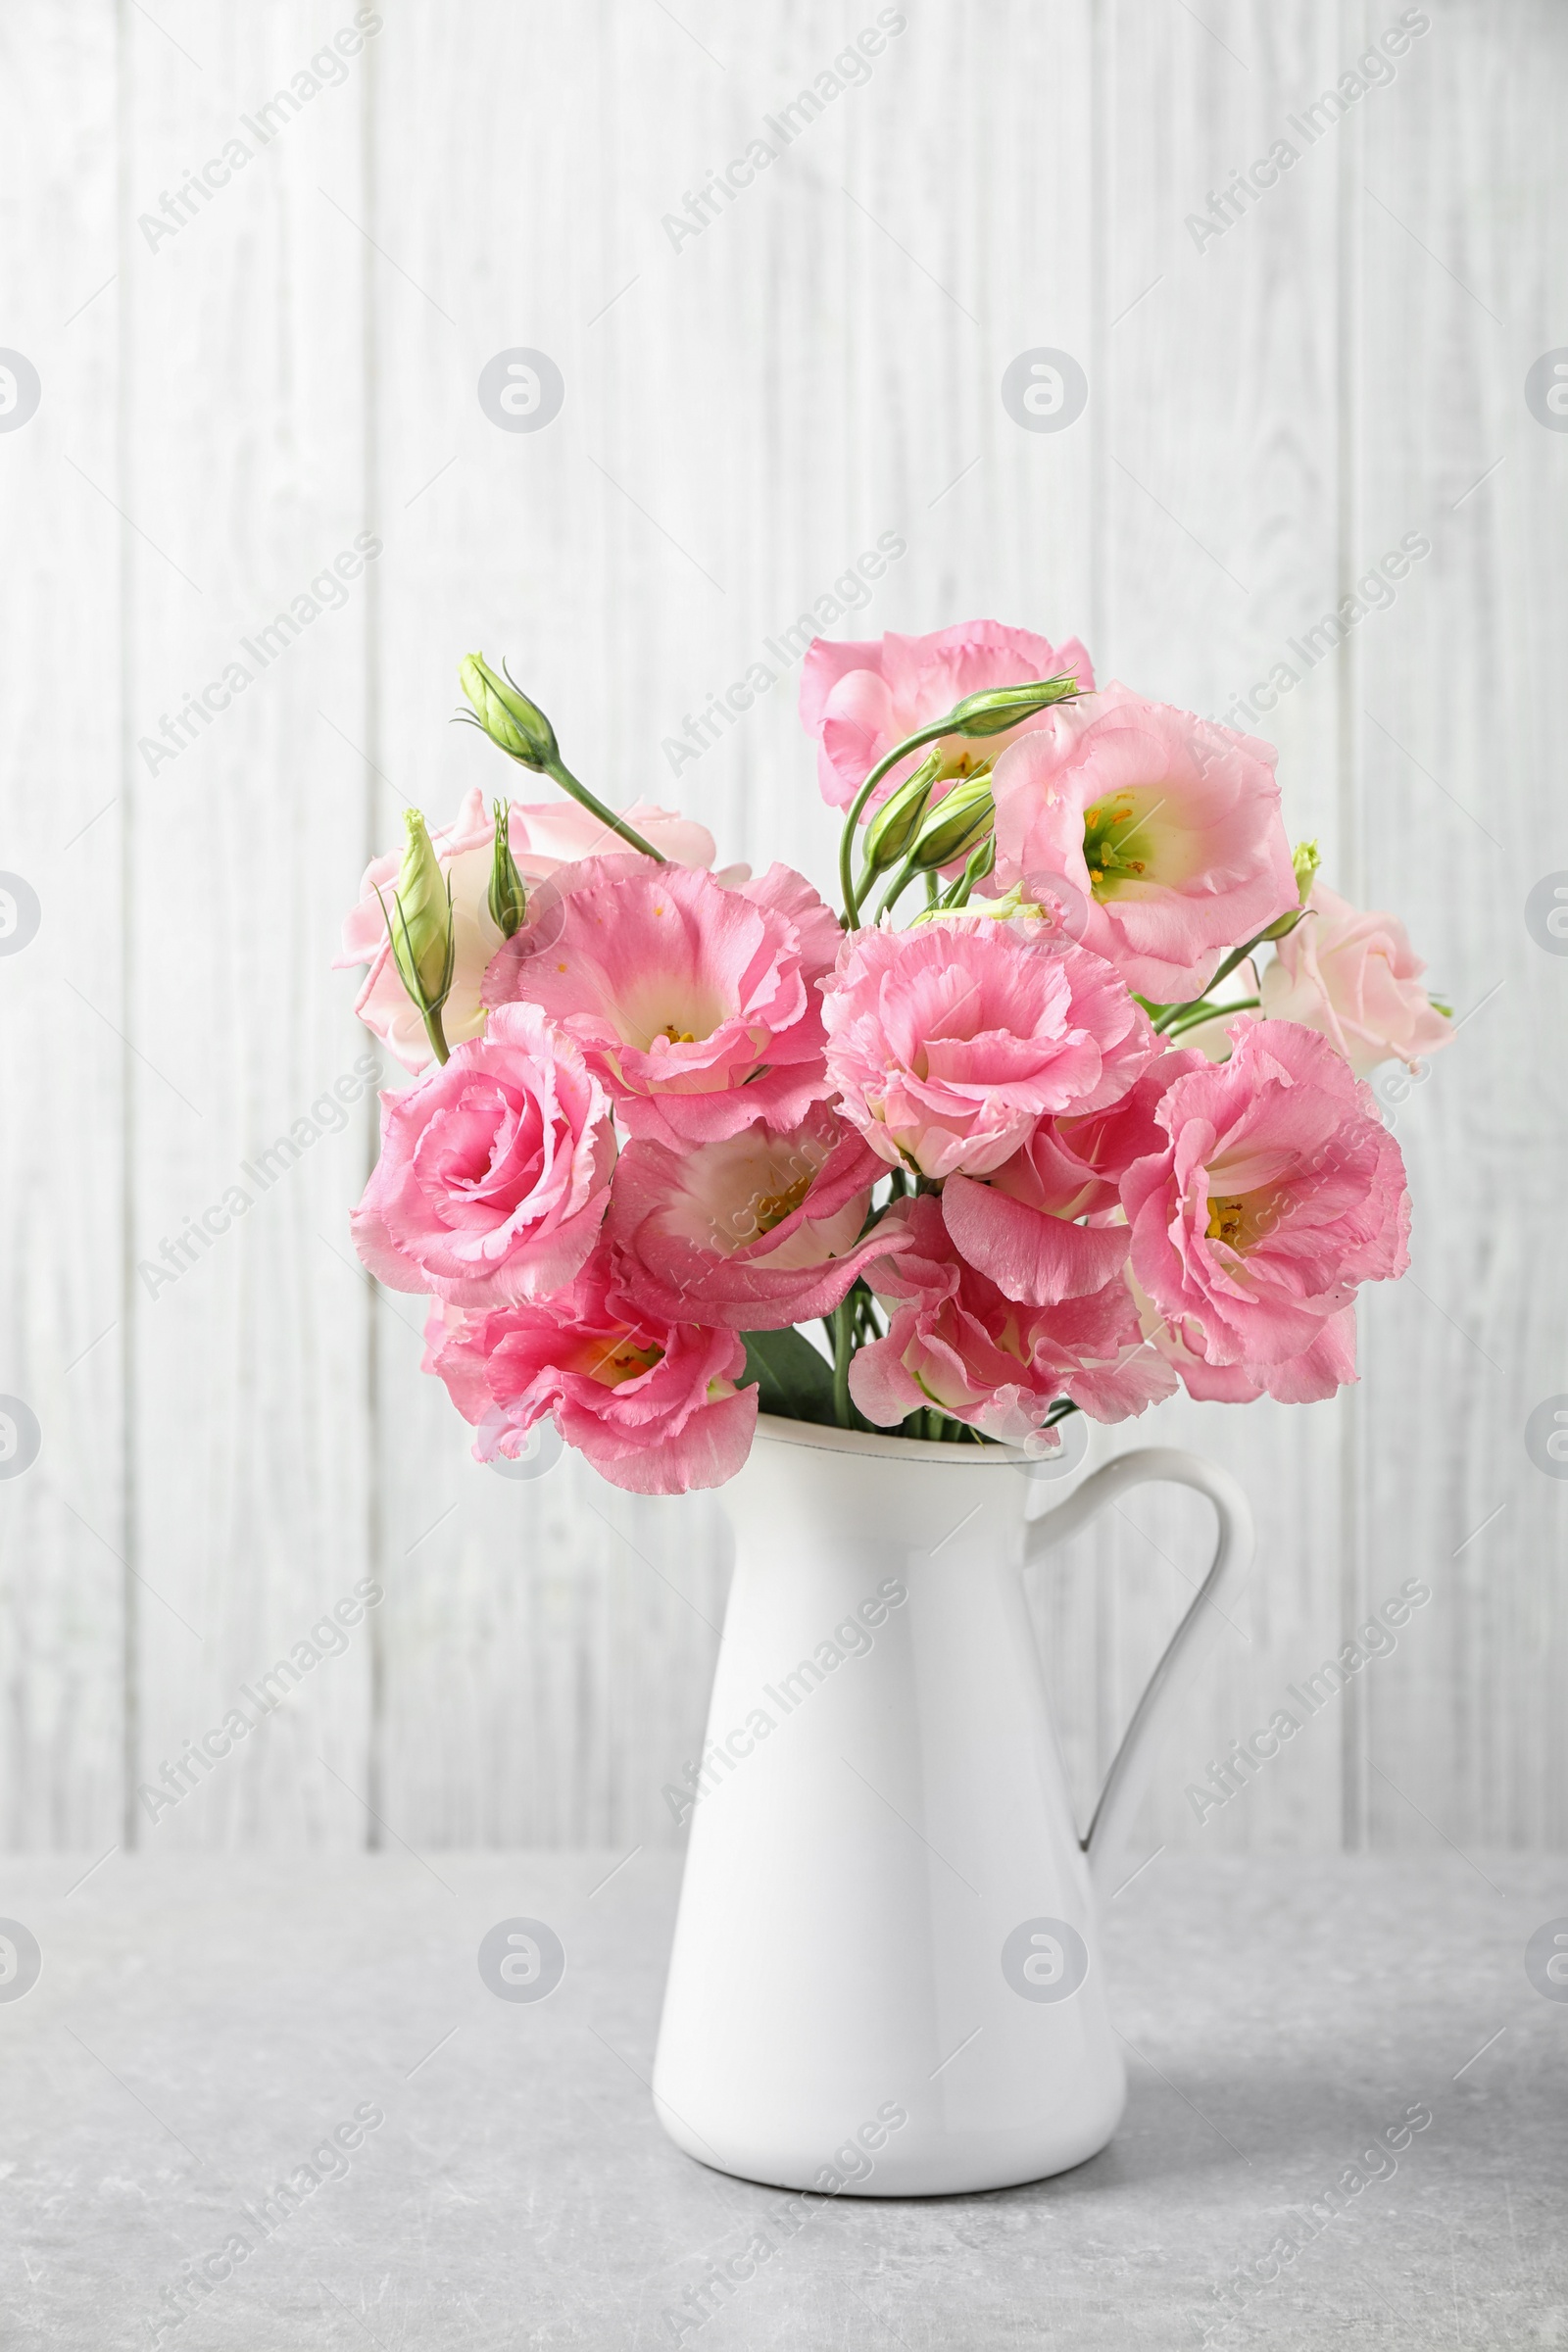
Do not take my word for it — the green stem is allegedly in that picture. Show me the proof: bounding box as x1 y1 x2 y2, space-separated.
420 1006 451 1064
831 1300 855 1428
871 855 921 926
1162 993 1260 1039
1152 929 1274 1030
544 758 666 861
838 714 986 928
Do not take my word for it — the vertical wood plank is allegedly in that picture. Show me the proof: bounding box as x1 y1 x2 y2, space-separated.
123 1 374 1849
0 0 124 1850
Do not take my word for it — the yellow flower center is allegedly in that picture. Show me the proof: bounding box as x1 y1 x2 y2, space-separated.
1205 1195 1249 1250
588 1337 664 1388
750 1170 813 1234
1082 793 1154 898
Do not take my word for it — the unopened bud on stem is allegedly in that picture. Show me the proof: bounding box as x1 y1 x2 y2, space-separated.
1261 839 1322 940
377 808 456 1063
860 750 941 877
459 653 559 771
487 800 527 939
907 774 995 870
949 673 1079 737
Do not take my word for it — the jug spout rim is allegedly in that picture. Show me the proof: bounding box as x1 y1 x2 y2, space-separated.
753 1411 1031 1468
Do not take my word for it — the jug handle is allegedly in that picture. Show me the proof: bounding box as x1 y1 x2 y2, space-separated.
1022 1446 1254 1895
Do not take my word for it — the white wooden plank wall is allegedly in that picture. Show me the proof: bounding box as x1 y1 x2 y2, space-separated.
0 0 1562 1860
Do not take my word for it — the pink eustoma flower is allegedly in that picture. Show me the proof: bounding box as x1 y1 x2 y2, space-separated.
1120 1017 1410 1402
422 1248 757 1496
1129 1267 1359 1406
822 917 1155 1180
942 1049 1205 1306
608 1104 907 1330
351 1002 615 1308
483 858 841 1148
1259 882 1453 1077
989 683 1298 1000
850 1197 1174 1449
800 619 1096 811
338 787 721 1073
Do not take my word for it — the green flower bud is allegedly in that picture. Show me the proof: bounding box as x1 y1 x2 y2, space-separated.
1261 840 1322 941
860 752 941 876
487 799 527 939
459 653 559 771
381 808 455 1017
949 673 1080 738
907 775 995 870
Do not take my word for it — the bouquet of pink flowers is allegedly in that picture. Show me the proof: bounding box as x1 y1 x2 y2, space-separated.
339 622 1451 1494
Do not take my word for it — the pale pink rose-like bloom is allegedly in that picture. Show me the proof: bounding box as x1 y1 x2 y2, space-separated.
338 786 721 1073
800 619 1096 811
822 918 1155 1181
351 1002 615 1309
942 1049 1204 1306
849 1198 1175 1450
1120 1017 1409 1403
1259 883 1453 1077
989 683 1298 1001
422 1247 757 1496
607 1105 909 1331
483 858 841 1149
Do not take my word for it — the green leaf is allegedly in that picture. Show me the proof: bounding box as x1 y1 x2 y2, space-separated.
740 1327 839 1427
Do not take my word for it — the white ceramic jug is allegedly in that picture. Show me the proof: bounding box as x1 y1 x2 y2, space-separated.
652 1414 1253 2195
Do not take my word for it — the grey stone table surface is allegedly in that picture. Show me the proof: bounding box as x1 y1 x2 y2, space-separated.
0 1851 1563 2350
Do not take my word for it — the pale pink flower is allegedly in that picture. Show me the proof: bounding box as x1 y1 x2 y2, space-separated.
350 1002 614 1308
942 1049 1204 1305
1120 1017 1409 1399
989 683 1298 1000
608 1105 908 1330
483 858 841 1148
1260 883 1453 1077
800 619 1096 811
849 1198 1174 1448
822 918 1155 1180
1130 1265 1360 1405
422 1248 757 1496
338 787 720 1073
